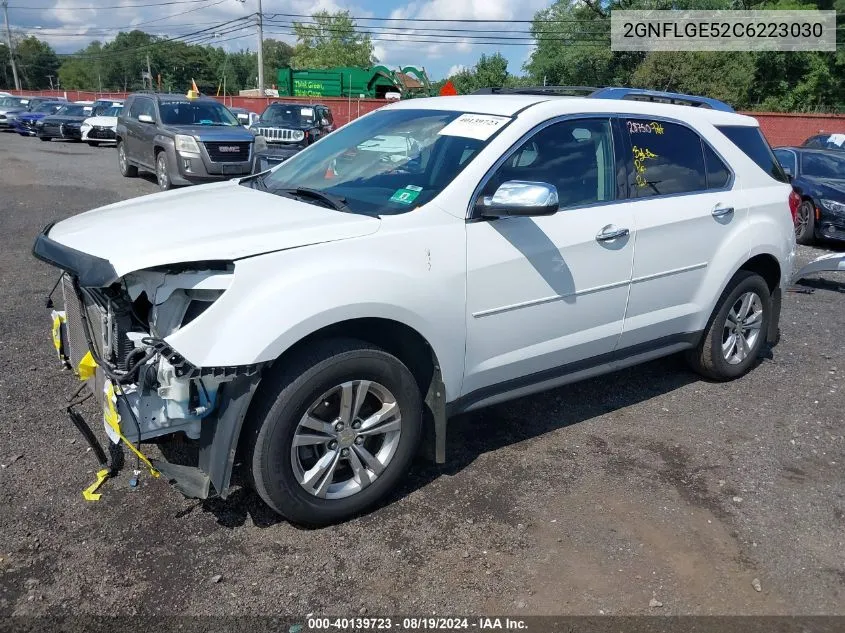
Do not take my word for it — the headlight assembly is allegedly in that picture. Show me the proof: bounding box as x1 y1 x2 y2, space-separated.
821 198 845 215
174 134 201 154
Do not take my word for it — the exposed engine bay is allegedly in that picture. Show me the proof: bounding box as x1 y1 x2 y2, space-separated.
52 263 261 445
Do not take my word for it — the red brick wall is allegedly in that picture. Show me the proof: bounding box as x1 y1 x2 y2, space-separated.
739 112 845 148
11 90 845 145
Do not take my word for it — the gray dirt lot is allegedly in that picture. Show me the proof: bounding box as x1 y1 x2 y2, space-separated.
0 132 843 618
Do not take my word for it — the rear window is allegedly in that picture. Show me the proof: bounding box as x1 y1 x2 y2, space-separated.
716 125 788 183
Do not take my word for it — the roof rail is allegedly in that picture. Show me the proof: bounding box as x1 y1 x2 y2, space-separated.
588 87 735 112
471 85 735 112
472 86 598 97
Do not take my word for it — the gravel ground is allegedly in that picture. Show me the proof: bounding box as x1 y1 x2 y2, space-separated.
0 132 843 618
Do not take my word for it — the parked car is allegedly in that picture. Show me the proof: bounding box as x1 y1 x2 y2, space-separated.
0 95 32 130
2 96 64 131
116 92 261 191
229 106 260 128
12 100 67 136
81 103 123 146
251 102 334 170
34 88 795 526
801 134 845 151
36 102 94 142
774 146 845 244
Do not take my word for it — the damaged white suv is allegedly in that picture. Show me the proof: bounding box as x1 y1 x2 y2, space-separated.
34 87 796 525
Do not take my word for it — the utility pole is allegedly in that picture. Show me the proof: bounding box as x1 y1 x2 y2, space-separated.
235 0 263 95
146 53 152 90
2 0 21 91
256 0 264 96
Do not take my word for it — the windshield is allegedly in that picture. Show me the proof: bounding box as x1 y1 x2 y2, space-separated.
100 105 123 117
34 102 62 113
260 104 317 126
0 96 26 108
802 152 845 179
159 100 239 126
56 104 88 117
254 109 510 215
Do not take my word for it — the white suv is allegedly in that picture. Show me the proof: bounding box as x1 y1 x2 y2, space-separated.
34 88 796 525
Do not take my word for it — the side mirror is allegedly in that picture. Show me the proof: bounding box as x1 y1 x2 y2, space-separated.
478 181 559 219
138 114 155 124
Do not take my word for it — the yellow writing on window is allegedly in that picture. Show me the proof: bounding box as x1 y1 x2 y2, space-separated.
632 145 658 189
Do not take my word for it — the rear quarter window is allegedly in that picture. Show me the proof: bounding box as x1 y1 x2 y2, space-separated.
716 125 788 183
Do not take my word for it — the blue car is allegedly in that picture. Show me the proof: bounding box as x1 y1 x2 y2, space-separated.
774 146 845 244
12 100 66 136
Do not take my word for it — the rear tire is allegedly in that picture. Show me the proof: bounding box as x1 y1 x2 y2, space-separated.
117 141 137 177
243 338 423 526
39 136 50 142
686 270 771 381
795 200 816 245
87 141 100 147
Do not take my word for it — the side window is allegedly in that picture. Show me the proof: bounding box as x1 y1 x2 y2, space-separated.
703 143 731 189
625 119 706 197
716 125 788 183
803 136 821 149
324 108 333 125
773 149 796 175
138 99 156 121
483 118 616 210
127 98 142 120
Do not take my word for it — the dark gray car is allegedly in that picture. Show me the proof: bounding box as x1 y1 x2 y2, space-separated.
116 93 257 191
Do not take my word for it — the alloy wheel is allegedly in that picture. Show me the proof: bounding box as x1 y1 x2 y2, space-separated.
291 380 402 500
722 291 764 365
157 154 169 190
795 203 811 238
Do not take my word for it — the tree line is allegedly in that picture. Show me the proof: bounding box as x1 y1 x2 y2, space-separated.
1 3 843 112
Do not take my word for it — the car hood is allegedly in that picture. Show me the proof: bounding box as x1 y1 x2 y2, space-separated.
809 178 845 197
160 124 255 141
19 112 47 122
255 121 315 130
42 115 88 124
44 179 381 278
84 115 118 127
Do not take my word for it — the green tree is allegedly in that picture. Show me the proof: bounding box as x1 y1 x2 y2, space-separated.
14 36 60 89
291 11 376 68
263 39 293 87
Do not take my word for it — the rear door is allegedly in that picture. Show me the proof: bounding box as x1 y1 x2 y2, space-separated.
617 117 747 348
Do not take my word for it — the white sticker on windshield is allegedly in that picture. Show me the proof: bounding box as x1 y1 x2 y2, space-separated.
300 107 314 117
438 114 511 141
828 133 845 147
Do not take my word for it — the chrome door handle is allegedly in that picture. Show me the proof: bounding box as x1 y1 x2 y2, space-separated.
596 227 630 242
712 206 735 218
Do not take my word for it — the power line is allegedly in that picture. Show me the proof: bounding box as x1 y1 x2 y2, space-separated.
9 0 215 9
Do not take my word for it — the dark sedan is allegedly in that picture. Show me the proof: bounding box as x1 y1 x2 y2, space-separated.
801 134 845 151
774 147 845 244
36 103 93 141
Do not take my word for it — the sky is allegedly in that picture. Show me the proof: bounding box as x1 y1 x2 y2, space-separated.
5 0 557 80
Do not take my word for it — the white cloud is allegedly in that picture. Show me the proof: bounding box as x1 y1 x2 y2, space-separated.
446 63 467 76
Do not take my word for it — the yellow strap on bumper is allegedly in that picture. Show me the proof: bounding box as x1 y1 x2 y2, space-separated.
77 351 98 381
82 468 111 501
104 381 160 479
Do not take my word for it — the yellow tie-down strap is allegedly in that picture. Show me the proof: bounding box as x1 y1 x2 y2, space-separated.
103 380 160 479
82 469 111 501
51 311 68 363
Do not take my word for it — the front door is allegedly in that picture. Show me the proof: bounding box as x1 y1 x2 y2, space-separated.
463 117 635 398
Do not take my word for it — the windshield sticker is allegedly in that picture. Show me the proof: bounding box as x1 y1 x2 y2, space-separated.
300 107 314 117
438 114 511 141
20 99 29 104
627 120 664 135
828 133 845 146
390 185 423 205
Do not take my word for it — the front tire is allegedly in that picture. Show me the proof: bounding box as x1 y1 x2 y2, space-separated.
39 136 50 142
117 141 137 177
87 141 100 147
244 339 423 526
686 270 771 381
156 150 173 191
795 200 815 245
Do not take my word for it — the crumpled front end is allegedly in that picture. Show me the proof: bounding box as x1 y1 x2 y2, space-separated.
35 227 265 500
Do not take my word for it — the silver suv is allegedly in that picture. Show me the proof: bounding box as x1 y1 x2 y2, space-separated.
116 93 259 191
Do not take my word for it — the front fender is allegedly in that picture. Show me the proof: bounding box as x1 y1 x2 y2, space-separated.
165 218 468 401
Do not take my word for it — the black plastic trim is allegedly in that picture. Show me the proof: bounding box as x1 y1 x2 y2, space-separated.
32 223 119 288
446 332 702 417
